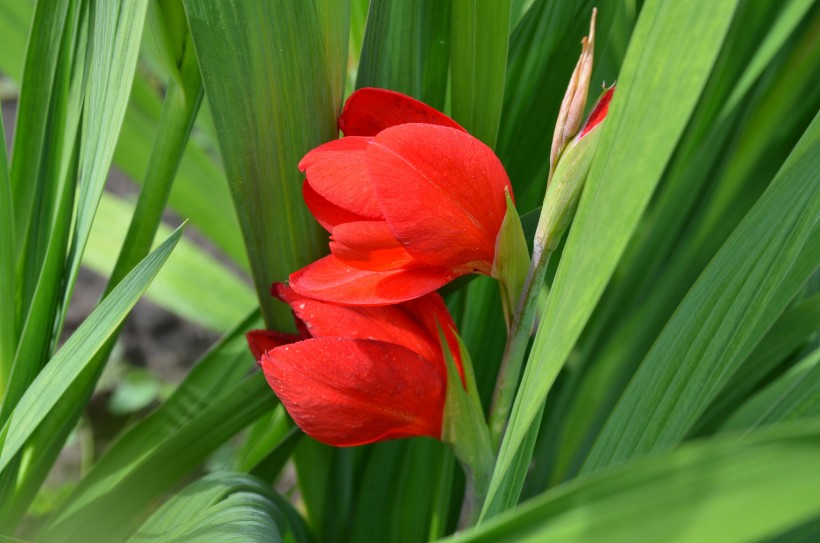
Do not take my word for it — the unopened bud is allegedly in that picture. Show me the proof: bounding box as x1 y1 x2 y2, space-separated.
550 8 597 175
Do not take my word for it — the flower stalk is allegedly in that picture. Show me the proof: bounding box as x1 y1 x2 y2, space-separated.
440 331 495 529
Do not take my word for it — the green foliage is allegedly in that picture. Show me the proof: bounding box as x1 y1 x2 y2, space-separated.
483 0 741 518
450 423 820 543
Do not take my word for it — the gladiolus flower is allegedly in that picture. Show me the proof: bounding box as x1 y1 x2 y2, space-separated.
246 283 464 447
289 88 516 305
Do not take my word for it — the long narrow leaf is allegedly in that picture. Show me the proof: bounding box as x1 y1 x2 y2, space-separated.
450 0 510 147
722 348 820 432
0 99 13 393
184 1 344 328
356 0 450 109
693 293 820 435
8 0 69 260
62 0 148 326
0 226 183 476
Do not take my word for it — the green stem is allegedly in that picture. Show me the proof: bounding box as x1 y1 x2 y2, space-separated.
488 236 554 450
457 448 494 529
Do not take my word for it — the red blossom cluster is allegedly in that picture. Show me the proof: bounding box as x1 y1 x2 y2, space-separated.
247 86 611 447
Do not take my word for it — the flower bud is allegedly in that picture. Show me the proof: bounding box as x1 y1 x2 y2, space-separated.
550 8 597 174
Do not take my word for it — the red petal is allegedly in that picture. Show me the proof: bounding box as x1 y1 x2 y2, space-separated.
401 294 465 386
339 88 465 137
330 221 416 271
578 86 614 139
246 329 301 360
303 181 374 232
261 338 445 446
367 124 512 272
289 254 460 305
298 137 382 220
273 283 446 372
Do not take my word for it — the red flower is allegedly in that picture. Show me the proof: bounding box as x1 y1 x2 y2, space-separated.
289 88 515 305
247 283 464 447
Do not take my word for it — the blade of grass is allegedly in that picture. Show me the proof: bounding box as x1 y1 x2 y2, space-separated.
102 21 202 297
581 110 820 473
482 0 739 519
0 0 87 428
450 0 510 147
113 84 248 268
0 0 249 270
0 226 183 478
448 422 820 543
0 1 89 528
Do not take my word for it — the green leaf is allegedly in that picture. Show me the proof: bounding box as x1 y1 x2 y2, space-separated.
450 0 510 147
448 422 820 543
3 1 86 414
184 0 345 328
0 226 183 477
248 425 304 483
127 472 302 543
581 111 820 473
83 193 255 331
8 0 70 259
346 439 457 543
441 332 494 528
483 0 739 518
63 0 149 323
693 293 820 436
0 98 13 393
492 192 529 326
722 348 820 432
356 0 451 109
